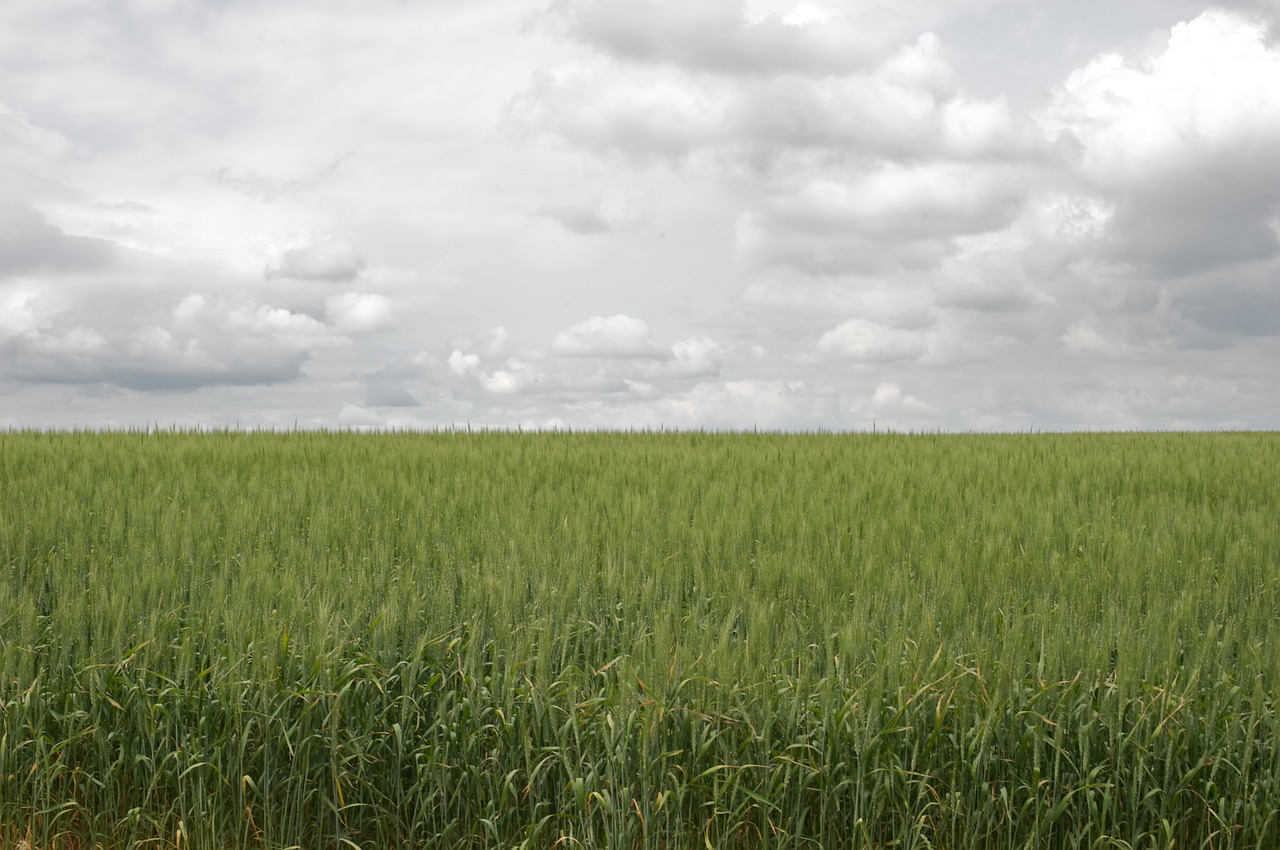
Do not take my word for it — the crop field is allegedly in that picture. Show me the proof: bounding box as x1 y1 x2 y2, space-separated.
1 430 1279 849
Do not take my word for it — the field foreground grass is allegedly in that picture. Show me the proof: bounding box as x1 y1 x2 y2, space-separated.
2 430 1279 848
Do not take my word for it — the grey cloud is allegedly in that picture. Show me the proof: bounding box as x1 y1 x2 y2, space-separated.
512 53 1043 167
542 0 901 76
538 202 615 234
215 153 355 201
91 200 157 213
719 46 1041 162
754 166 1027 240
1214 0 1280 30
934 277 1048 313
0 204 118 276
869 381 935 418
817 317 929 363
738 225 952 276
1041 362 1280 430
116 357 310 393
1074 142 1280 276
1175 273 1280 339
0 102 69 174
1039 10 1280 275
337 403 389 428
638 336 726 379
0 295 345 392
441 329 733 409
506 66 722 162
1103 202 1280 276
265 238 367 282
215 168 278 198
5 2 1280 431
552 377 847 430
730 161 1030 276
1038 281 1250 358
551 314 663 357
534 192 652 235
741 274 938 322
364 372 422 407
0 326 308 392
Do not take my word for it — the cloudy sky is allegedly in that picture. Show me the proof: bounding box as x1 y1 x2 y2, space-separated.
3 0 1280 430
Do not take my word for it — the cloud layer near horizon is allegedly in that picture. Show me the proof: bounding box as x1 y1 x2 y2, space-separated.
1 1 1278 430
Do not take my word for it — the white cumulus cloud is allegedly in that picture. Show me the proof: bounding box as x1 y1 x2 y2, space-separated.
870 382 931 414
552 314 662 357
266 238 367 282
479 358 541 394
325 292 397 333
4 2 1280 431
637 335 728 378
817 318 928 363
448 349 481 376
1038 9 1280 271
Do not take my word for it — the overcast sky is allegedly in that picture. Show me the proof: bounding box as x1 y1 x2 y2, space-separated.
3 0 1279 430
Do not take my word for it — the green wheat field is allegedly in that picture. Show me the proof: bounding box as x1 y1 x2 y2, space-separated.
2 430 1279 848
